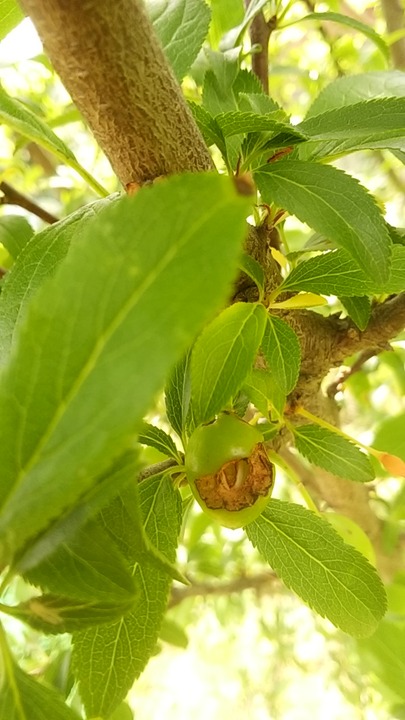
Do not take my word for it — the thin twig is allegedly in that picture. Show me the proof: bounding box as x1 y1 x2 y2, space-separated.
169 571 279 608
0 182 59 225
326 347 387 398
138 458 178 482
245 0 277 93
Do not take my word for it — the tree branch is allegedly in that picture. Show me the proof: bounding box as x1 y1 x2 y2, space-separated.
0 181 59 224
169 571 279 608
244 1 277 94
19 0 213 187
381 0 405 69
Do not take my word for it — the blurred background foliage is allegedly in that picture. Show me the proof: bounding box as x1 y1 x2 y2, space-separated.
1 0 405 718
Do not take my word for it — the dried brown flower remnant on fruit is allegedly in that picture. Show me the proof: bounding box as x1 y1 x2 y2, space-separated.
196 443 274 512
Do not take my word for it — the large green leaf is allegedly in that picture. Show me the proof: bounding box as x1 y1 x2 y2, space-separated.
255 161 391 284
0 84 106 196
73 473 182 718
246 500 386 637
357 621 405 700
165 350 192 443
261 315 301 395
147 0 210 81
298 98 405 160
293 424 375 483
0 0 24 42
0 173 250 565
306 70 405 118
280 246 405 297
0 624 80 720
0 215 33 260
0 197 115 367
190 301 267 425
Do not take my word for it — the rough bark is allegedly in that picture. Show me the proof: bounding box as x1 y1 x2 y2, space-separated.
18 0 213 186
381 0 405 69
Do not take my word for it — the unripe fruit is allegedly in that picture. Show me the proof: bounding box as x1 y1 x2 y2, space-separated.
186 413 274 529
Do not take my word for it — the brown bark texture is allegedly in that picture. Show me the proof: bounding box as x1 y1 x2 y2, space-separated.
18 0 213 186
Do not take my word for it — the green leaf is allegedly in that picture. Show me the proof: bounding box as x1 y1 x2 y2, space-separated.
357 621 405 700
295 12 389 61
239 253 264 296
215 110 305 141
147 0 211 82
0 197 114 367
209 0 244 48
220 0 268 50
373 412 405 462
138 422 180 460
254 161 391 284
246 499 387 637
165 350 192 442
188 102 227 156
0 215 33 259
306 70 405 117
190 302 267 425
0 173 250 566
280 246 404 297
73 473 182 718
293 424 375 483
232 69 264 101
340 296 371 331
0 84 107 196
261 315 301 395
237 92 285 117
0 624 80 720
243 368 286 418
298 98 405 160
202 48 240 116
0 0 24 42
159 617 188 648
1 594 135 634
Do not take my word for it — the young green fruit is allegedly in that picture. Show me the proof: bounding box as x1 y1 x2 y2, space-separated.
186 413 274 529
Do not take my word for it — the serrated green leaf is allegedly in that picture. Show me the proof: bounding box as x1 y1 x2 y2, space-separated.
340 296 371 331
281 246 404 297
357 621 405 700
0 197 115 367
295 12 388 60
147 0 210 82
237 92 285 117
215 110 305 141
246 499 387 637
298 98 405 160
261 315 301 395
239 253 264 295
255 161 391 284
0 215 33 259
73 473 182 718
187 101 227 156
232 69 263 100
306 70 405 118
165 350 192 442
191 302 267 425
1 593 135 634
138 422 180 460
0 173 250 566
243 368 286 418
0 624 80 719
0 84 107 196
293 424 375 482
0 0 24 42
202 48 240 116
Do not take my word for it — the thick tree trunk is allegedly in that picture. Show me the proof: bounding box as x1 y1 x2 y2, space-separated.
19 0 213 186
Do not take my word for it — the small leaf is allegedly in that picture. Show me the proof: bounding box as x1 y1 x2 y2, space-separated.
0 0 24 42
0 627 80 719
261 315 301 395
165 350 192 442
220 0 268 50
340 296 371 331
271 292 327 309
188 102 227 155
0 173 250 566
159 617 188 648
0 83 107 196
237 92 285 117
373 412 405 462
280 249 377 297
0 215 33 259
138 422 180 460
255 161 391 284
1 594 135 634
293 424 375 483
243 368 286 418
190 302 267 425
296 12 389 60
246 499 387 637
306 70 405 118
73 473 182 718
215 110 305 141
147 0 211 82
239 253 264 295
